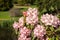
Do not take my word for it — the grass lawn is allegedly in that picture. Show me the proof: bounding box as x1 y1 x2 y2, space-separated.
0 8 27 20
0 11 11 20
0 11 22 21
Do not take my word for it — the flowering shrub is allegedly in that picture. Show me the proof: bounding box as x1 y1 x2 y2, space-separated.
34 25 46 38
20 27 31 36
41 13 60 27
13 8 60 40
26 8 38 25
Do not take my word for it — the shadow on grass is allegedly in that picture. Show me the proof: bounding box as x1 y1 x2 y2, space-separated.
0 20 17 40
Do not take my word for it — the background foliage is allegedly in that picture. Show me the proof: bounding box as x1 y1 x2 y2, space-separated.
0 0 60 11
0 20 17 40
0 0 13 11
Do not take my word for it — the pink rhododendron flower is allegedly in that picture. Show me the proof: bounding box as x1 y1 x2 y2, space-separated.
27 8 38 17
41 13 60 27
26 16 38 25
13 17 24 30
18 35 31 40
58 21 60 25
26 8 38 25
28 7 32 11
34 24 46 38
23 11 27 16
13 21 24 30
20 27 31 36
39 37 45 40
46 37 49 40
13 22 19 30
19 17 24 27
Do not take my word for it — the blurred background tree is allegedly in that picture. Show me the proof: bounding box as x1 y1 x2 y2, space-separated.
0 0 13 11
0 0 60 11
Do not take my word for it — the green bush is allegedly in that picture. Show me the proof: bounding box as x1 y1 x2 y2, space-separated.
56 0 60 9
0 20 17 40
0 0 13 11
35 0 60 14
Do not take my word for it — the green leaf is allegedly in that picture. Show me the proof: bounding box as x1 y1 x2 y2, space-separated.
56 36 59 40
55 27 60 32
48 37 55 40
50 26 54 32
46 26 48 30
31 32 35 40
48 38 51 40
51 36 55 40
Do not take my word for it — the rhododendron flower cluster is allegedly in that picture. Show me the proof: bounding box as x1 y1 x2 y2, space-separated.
13 17 24 30
34 25 46 38
26 8 38 25
41 13 60 27
13 8 60 40
18 17 24 26
13 21 19 30
20 27 31 36
18 35 31 40
18 27 31 40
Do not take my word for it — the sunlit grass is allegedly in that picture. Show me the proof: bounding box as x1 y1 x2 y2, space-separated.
0 11 10 20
